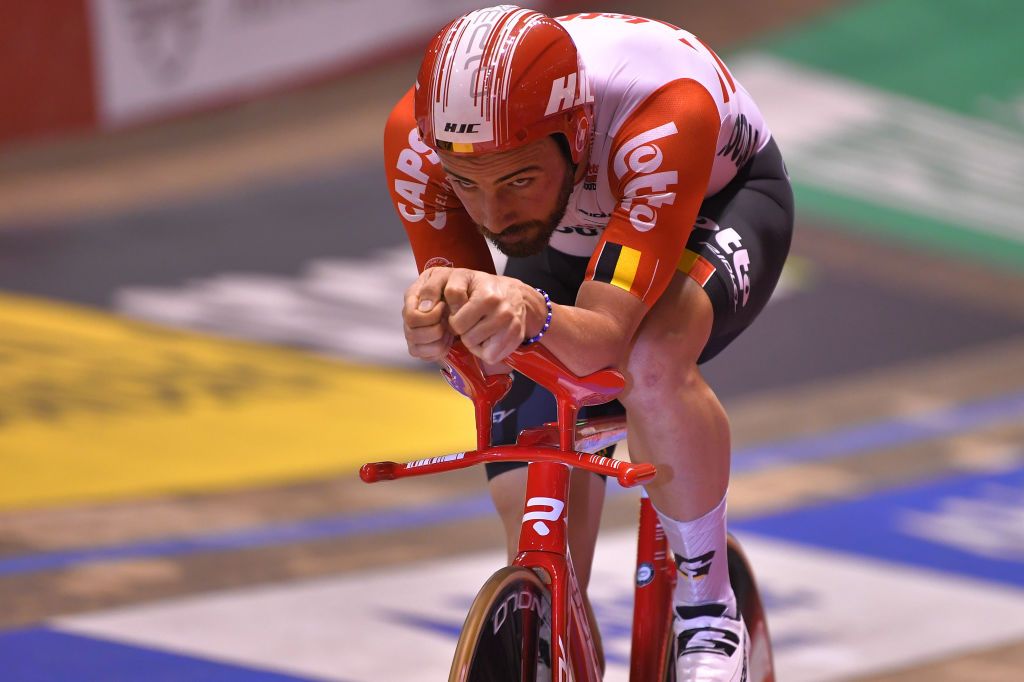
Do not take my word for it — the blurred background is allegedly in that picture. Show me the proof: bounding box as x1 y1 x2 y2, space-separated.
1 1 1022 680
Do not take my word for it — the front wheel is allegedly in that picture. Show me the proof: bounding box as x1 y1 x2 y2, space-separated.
449 566 554 682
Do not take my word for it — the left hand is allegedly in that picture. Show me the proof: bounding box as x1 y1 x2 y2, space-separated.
421 268 538 364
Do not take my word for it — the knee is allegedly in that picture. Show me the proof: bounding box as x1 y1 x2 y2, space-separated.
619 273 713 410
620 337 702 411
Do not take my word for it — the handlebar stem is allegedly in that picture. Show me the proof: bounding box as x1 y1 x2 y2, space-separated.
442 341 626 453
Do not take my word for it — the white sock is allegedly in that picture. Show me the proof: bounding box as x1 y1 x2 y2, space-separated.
653 493 736 614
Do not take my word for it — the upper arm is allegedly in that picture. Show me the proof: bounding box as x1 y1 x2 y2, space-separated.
584 78 720 308
575 279 648 346
384 88 495 274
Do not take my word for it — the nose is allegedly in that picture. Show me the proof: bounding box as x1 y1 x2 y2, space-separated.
479 193 514 235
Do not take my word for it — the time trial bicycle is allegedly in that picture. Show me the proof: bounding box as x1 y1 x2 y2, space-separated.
361 341 774 681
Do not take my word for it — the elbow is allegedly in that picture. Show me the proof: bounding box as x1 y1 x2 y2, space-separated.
561 345 624 378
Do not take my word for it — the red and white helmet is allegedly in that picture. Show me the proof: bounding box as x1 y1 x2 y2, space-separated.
414 5 593 164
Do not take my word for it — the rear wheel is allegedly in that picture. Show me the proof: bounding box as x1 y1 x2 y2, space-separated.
449 566 554 682
727 535 775 682
660 609 677 681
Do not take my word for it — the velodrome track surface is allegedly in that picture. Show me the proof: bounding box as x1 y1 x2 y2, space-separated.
2 1 1024 680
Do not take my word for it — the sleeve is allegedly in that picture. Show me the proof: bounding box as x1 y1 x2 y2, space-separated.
383 87 495 275
584 78 720 307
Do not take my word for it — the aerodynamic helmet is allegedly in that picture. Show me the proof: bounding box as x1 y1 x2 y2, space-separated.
414 5 594 164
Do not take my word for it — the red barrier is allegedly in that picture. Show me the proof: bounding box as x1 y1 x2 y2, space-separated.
0 2 97 146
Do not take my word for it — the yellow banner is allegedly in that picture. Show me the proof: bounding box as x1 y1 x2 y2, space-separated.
0 293 474 510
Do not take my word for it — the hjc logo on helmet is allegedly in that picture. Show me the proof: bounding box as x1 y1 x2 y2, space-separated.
443 123 480 134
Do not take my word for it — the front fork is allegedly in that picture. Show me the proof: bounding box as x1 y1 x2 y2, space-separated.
630 492 677 681
517 474 678 681
514 460 602 682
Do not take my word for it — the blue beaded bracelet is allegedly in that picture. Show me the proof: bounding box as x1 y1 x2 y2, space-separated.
523 288 552 346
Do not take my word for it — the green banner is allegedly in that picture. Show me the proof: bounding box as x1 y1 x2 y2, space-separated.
736 0 1024 270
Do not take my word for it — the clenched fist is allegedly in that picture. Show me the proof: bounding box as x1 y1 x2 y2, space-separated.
402 267 545 365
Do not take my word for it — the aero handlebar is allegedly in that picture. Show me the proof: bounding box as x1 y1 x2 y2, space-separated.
359 444 655 488
361 341 654 486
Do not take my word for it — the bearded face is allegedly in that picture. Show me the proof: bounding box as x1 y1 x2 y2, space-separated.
439 135 579 258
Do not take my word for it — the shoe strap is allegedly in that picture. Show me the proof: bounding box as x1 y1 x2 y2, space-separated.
675 603 730 620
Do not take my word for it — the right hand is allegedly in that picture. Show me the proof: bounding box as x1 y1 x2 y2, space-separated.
402 268 455 362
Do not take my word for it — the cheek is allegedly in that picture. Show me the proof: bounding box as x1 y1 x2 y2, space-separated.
496 192 540 220
530 179 564 212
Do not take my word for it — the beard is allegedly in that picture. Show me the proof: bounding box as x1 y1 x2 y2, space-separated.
476 166 575 258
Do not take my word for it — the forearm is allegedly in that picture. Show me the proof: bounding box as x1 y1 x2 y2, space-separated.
520 281 639 376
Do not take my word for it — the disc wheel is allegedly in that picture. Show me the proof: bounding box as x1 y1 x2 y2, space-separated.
727 535 776 682
660 608 677 682
449 566 554 682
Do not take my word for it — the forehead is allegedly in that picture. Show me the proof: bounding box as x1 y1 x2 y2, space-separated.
439 136 562 178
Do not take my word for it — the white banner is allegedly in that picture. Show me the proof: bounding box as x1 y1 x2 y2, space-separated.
57 532 1024 681
88 0 492 126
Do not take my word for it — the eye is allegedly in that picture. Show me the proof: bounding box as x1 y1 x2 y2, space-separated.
449 176 475 189
509 177 532 188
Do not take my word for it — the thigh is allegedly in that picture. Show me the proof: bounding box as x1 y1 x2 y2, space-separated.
678 137 795 364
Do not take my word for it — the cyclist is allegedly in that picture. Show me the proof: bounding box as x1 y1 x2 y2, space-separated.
385 7 793 680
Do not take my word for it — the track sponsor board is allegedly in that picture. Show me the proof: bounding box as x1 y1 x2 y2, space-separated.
88 0 501 126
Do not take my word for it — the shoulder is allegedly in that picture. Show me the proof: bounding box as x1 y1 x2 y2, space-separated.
562 16 721 97
561 15 728 144
384 86 447 187
384 86 459 228
384 87 418 154
614 79 721 144
606 79 719 200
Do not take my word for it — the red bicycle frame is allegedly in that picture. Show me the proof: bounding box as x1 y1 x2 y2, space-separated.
362 342 683 680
